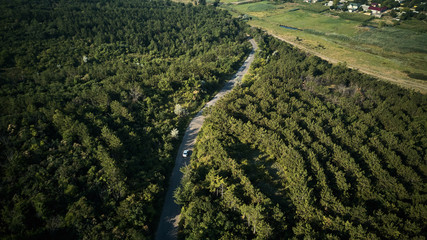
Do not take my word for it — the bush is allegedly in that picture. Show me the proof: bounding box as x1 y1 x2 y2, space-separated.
407 72 427 81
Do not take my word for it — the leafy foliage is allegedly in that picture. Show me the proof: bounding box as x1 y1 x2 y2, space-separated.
176 31 427 239
0 0 250 238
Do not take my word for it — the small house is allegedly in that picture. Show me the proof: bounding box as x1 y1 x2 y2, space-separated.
361 4 370 11
347 3 360 12
368 6 387 17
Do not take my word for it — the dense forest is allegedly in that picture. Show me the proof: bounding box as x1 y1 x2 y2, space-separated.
176 31 427 239
0 0 251 238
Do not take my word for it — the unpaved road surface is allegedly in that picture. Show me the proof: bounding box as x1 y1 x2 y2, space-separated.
270 33 427 94
155 38 258 240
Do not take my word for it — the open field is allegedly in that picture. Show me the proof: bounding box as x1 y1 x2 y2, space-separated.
222 0 427 93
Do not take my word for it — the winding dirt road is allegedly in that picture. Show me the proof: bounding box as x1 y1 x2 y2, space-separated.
155 38 258 240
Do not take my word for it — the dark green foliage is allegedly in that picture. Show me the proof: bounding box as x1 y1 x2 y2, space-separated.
0 0 250 238
407 72 427 81
176 32 427 239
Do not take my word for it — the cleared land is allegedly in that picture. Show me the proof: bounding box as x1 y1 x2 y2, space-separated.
222 0 427 93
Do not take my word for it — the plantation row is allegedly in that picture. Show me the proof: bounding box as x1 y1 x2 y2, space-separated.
176 31 426 239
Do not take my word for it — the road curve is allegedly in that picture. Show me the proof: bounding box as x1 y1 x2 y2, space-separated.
155 38 258 240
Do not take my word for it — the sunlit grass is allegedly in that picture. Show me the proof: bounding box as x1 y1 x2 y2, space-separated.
221 0 427 91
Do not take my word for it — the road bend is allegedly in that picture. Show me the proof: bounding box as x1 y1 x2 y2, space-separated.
155 38 258 240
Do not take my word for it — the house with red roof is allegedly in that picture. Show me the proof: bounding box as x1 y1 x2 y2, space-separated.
368 5 387 17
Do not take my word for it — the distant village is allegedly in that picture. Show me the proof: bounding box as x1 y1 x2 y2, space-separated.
303 0 426 19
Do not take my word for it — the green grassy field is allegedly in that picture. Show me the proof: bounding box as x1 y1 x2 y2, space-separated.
247 1 276 11
222 0 427 92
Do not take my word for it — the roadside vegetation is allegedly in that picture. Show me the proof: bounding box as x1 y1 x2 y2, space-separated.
0 0 250 238
176 30 427 239
220 0 427 92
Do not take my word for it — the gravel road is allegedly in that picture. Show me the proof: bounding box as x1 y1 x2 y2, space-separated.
155 38 258 240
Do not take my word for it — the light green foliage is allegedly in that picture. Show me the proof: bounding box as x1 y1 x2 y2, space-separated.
101 126 122 150
170 128 179 139
174 104 188 117
110 100 134 122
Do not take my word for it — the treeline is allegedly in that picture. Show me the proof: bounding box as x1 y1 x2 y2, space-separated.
176 30 427 239
0 0 250 239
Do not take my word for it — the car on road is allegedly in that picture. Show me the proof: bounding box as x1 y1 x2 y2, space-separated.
183 150 190 158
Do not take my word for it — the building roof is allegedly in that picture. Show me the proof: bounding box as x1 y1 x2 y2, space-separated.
368 6 387 11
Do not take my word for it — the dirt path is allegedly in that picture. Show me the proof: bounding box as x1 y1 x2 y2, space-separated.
270 33 427 94
155 38 258 240
231 0 257 4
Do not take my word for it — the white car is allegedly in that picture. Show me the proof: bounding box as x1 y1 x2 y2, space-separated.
182 150 190 158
